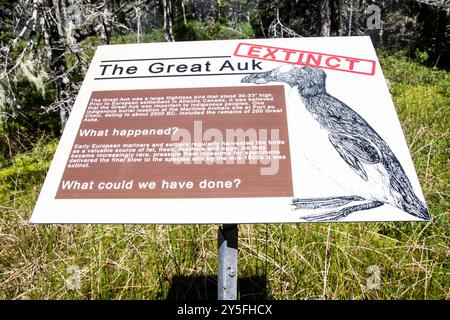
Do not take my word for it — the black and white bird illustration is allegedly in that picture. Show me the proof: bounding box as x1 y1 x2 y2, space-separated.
241 65 429 222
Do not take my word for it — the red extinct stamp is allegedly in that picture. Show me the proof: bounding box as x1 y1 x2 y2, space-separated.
234 42 376 76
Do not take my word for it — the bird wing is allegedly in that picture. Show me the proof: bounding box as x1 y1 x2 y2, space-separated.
328 133 381 181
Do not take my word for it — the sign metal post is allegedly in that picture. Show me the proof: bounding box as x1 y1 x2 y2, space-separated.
218 224 238 300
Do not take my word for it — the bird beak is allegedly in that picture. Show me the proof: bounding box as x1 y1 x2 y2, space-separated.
241 70 273 84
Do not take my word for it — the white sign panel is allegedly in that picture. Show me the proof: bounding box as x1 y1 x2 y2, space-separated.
30 37 430 224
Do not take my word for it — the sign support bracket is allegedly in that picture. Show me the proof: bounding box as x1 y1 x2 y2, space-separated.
218 224 238 300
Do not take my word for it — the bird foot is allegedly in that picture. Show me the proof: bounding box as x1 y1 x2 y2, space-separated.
291 195 365 210
298 200 384 222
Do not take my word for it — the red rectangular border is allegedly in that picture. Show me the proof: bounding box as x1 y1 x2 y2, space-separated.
234 42 376 76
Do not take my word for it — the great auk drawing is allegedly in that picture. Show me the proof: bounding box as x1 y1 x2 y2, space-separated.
241 65 429 222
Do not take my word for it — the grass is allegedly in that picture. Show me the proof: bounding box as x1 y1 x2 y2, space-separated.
0 52 449 300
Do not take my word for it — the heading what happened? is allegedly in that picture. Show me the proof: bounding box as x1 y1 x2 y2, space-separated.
79 127 178 138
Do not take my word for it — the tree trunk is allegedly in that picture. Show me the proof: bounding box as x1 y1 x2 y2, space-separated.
100 0 112 45
163 0 175 42
434 8 447 66
41 0 72 130
320 0 331 36
330 0 344 36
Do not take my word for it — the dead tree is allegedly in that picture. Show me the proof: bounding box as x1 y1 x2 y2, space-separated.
330 0 344 36
163 0 175 41
320 0 331 36
40 0 72 129
0 0 39 117
100 0 113 44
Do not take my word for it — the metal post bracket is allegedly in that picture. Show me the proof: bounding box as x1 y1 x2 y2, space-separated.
218 224 238 300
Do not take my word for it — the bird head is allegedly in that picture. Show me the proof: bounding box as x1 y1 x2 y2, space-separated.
241 65 327 96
